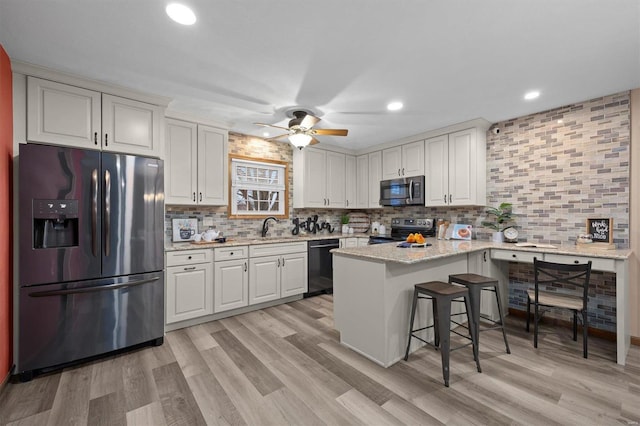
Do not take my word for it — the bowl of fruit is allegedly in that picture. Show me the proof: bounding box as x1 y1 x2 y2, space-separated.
406 233 427 247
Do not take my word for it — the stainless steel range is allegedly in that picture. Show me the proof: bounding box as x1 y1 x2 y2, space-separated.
369 217 436 244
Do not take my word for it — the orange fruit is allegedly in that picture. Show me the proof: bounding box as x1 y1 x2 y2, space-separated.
406 233 416 243
415 234 426 244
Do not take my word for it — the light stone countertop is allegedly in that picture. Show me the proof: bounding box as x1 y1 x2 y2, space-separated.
165 232 373 252
330 239 632 265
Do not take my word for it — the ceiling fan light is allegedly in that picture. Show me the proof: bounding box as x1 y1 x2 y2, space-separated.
289 133 312 148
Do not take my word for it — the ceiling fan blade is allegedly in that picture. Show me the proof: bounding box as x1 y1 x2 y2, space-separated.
266 133 290 141
255 123 290 131
299 113 320 129
311 129 349 136
309 137 320 146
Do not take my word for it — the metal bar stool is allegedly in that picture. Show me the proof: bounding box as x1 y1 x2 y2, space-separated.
448 273 510 354
404 281 481 387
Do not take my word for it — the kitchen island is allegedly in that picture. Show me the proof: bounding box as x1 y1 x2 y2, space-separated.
331 240 631 366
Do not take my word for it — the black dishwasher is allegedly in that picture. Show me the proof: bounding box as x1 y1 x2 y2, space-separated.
305 239 340 297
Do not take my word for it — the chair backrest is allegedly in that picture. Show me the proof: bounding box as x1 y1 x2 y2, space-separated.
532 257 592 309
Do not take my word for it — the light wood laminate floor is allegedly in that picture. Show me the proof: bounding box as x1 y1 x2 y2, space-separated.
1 294 639 425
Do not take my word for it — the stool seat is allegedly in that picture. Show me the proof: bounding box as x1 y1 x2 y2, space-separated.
416 281 470 297
404 281 481 387
449 273 510 354
448 273 498 286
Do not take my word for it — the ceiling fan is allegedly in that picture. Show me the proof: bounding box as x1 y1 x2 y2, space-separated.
255 110 348 149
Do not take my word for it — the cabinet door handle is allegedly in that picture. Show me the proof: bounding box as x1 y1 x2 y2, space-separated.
327 198 330 205
483 251 487 262
402 167 405 176
104 133 108 146
574 260 580 264
282 257 285 267
188 255 192 260
444 194 447 203
346 200 349 207
199 192 202 202
512 254 517 258
184 266 196 271
193 192 196 202
244 262 247 272
94 132 98 145
398 168 401 176
277 258 281 267
449 194 452 203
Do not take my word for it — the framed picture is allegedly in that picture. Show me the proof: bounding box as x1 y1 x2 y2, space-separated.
586 218 613 244
451 224 472 240
172 218 198 242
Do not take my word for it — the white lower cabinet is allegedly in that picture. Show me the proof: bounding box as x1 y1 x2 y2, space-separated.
249 242 308 305
166 242 307 328
214 258 248 313
214 246 249 313
165 249 214 324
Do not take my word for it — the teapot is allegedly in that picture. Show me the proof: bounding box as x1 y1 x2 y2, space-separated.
202 228 219 242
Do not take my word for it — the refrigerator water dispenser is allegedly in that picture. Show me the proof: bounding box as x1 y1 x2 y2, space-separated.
33 199 79 248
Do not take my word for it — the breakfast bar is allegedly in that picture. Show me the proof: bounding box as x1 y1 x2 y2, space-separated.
332 240 632 366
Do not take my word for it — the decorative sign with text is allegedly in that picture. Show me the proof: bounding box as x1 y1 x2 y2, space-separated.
586 218 613 244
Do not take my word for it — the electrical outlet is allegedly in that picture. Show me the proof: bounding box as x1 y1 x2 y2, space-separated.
202 217 214 227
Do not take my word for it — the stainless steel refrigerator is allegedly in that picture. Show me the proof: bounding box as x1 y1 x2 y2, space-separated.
18 143 165 380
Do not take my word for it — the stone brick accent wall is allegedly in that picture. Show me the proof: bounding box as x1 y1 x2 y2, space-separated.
486 92 630 246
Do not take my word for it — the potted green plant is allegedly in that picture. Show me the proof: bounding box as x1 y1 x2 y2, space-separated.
481 202 514 242
341 214 350 234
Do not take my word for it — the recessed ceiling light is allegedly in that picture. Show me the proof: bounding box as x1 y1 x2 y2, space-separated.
166 3 196 25
262 132 270 137
387 101 403 111
557 119 563 124
524 90 540 100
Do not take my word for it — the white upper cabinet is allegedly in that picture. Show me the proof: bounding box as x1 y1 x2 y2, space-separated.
402 140 425 177
382 140 425 179
368 151 382 208
345 155 357 209
27 77 101 148
382 146 402 180
27 76 162 157
293 147 346 208
425 134 449 206
165 119 198 204
198 125 228 205
165 119 228 206
425 128 486 207
355 154 369 208
102 94 161 157
326 151 346 208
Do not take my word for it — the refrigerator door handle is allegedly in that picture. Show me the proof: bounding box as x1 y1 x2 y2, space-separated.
28 277 161 297
91 169 98 257
104 169 111 257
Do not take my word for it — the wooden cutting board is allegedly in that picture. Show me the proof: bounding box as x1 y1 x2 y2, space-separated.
347 212 370 233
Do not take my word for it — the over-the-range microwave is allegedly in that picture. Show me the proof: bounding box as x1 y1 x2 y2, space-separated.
380 175 425 206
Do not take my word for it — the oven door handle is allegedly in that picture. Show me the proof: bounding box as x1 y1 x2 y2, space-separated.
28 277 160 297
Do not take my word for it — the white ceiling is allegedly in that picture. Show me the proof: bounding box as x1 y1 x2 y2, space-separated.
1 1 639 150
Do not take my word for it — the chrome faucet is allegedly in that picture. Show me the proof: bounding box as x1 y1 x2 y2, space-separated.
261 216 278 238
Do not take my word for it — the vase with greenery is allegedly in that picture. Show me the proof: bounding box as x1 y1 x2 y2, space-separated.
481 202 514 242
341 214 350 234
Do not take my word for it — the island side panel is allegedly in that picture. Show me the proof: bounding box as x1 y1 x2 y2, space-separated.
333 251 470 368
333 254 389 366
384 255 469 366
